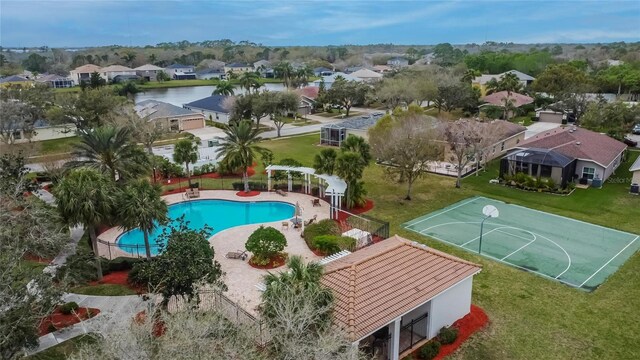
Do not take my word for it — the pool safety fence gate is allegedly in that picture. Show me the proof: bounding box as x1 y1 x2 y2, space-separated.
96 238 163 260
335 208 390 243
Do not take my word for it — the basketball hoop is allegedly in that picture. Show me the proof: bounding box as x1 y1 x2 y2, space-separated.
479 205 499 254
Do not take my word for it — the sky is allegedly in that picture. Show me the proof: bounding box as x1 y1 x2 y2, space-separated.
1 0 639 47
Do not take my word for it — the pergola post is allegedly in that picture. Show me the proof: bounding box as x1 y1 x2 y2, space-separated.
287 172 292 192
388 317 401 360
267 169 272 191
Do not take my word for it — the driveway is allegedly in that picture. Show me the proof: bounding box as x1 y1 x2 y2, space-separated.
626 133 640 148
525 122 562 139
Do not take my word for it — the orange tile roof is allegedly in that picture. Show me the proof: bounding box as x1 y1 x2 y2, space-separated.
321 235 481 341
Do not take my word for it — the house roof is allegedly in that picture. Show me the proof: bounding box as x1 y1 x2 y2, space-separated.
135 100 201 119
482 91 534 107
489 119 527 138
166 63 193 69
321 235 481 341
629 155 640 172
100 65 133 72
388 57 408 62
226 62 252 68
295 86 320 100
183 95 230 113
517 127 628 168
372 65 392 72
134 64 164 71
71 64 102 73
474 70 535 85
332 113 384 130
36 74 70 82
316 72 362 83
314 67 332 72
351 68 383 79
0 75 31 83
504 148 575 167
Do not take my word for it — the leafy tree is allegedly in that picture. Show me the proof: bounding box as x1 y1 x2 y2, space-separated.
245 226 287 265
88 71 106 88
172 138 199 186
596 64 640 96
55 168 116 280
325 78 369 116
369 112 442 200
292 66 314 88
212 80 235 95
120 51 137 67
22 53 48 72
581 101 640 138
156 70 170 82
117 179 168 259
269 91 300 137
216 120 268 192
115 81 140 97
443 119 484 188
130 218 226 308
0 153 38 197
374 76 418 110
433 43 464 67
313 148 338 176
0 101 35 145
108 105 168 154
47 87 124 130
434 81 478 113
67 125 150 181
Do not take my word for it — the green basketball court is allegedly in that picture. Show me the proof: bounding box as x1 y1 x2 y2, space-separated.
403 196 639 291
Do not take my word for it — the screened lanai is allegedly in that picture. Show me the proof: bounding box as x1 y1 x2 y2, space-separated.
500 148 576 188
320 123 346 146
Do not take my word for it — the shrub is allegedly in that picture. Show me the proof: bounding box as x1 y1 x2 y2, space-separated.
60 302 79 315
245 226 287 264
437 326 459 345
47 323 57 333
128 260 156 287
419 340 441 360
535 177 545 189
232 181 267 191
192 166 202 176
546 178 556 189
524 176 536 188
106 257 143 272
514 172 527 184
313 235 356 255
200 163 217 174
302 219 341 250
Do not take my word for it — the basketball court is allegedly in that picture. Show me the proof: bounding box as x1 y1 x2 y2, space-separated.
403 196 639 290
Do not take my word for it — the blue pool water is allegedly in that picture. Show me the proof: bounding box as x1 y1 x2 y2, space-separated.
117 200 295 255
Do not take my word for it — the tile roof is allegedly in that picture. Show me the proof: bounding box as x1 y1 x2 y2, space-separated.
100 65 134 72
183 95 230 113
489 119 527 138
166 63 193 69
321 235 481 341
295 86 320 100
135 100 201 119
134 64 164 71
518 127 627 167
226 62 252 68
71 64 102 73
482 91 534 107
351 68 383 79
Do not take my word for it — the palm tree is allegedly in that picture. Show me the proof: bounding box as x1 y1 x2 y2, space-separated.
213 81 235 96
313 148 338 175
294 66 313 88
238 71 261 94
261 256 333 335
55 168 115 280
486 72 523 96
274 62 294 89
216 120 267 193
67 126 150 182
340 134 372 165
117 179 168 259
335 151 367 208
172 138 199 187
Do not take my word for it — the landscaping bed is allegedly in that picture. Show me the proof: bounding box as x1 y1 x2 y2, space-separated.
38 304 101 336
236 190 261 197
248 252 288 269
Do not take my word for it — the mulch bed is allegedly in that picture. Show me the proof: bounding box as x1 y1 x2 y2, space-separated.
236 190 261 197
248 253 288 269
89 270 145 293
134 310 167 337
38 307 101 336
337 199 374 222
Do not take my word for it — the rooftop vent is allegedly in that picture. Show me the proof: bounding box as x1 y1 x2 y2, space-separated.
576 141 581 145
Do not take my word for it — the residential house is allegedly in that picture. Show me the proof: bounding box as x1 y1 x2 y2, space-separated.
344 66 364 74
351 68 383 82
313 67 334 77
35 74 74 88
311 72 363 89
135 100 205 132
501 126 628 187
2 119 75 144
253 60 270 71
165 64 196 80
473 70 535 95
69 64 102 85
320 113 385 146
99 65 136 82
183 95 231 124
630 155 640 186
294 86 320 115
321 235 481 360
387 57 409 68
196 68 226 80
112 74 141 83
224 63 254 75
372 65 392 73
134 64 165 81
0 75 33 88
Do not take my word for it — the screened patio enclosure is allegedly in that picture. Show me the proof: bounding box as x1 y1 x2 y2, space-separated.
500 148 576 188
320 123 346 146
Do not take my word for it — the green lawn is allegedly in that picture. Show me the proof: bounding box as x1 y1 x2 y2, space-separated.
27 334 98 360
70 284 137 296
257 134 640 359
37 136 79 154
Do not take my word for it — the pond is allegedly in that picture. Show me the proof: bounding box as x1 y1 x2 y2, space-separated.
134 83 286 106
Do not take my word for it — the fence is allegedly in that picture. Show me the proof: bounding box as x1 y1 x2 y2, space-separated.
166 289 270 346
335 208 390 245
97 238 163 260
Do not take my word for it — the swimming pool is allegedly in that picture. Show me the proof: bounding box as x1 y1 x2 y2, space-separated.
116 199 295 255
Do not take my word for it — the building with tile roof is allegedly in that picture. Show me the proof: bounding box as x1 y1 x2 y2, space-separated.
69 64 102 85
183 95 232 124
321 235 481 360
502 126 628 187
350 68 383 82
99 65 136 82
135 100 205 132
134 64 165 81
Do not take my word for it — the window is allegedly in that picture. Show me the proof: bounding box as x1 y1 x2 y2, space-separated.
501 142 505 151
582 167 596 180
13 131 22 140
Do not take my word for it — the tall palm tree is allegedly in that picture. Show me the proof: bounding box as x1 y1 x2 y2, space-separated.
213 81 235 96
117 179 168 259
313 148 338 175
261 256 333 335
486 72 523 96
274 62 294 89
67 125 150 182
216 120 267 193
55 168 115 280
293 66 313 88
172 138 199 187
335 151 367 208
340 134 372 165
238 71 261 94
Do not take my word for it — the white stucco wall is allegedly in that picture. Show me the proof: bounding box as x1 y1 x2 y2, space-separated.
632 170 640 184
427 276 474 339
575 160 605 181
13 125 76 144
603 152 624 180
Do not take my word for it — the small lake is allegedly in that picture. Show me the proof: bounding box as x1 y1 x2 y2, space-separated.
134 83 286 106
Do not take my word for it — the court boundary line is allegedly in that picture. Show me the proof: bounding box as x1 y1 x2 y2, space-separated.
578 235 639 288
403 197 479 228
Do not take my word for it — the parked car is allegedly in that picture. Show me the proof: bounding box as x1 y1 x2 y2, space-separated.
633 124 640 135
623 137 638 147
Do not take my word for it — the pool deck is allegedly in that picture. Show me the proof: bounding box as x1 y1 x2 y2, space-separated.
97 190 328 314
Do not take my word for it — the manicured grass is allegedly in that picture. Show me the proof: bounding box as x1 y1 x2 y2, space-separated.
70 284 137 296
37 136 79 154
256 134 640 359
27 334 98 360
290 119 321 127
